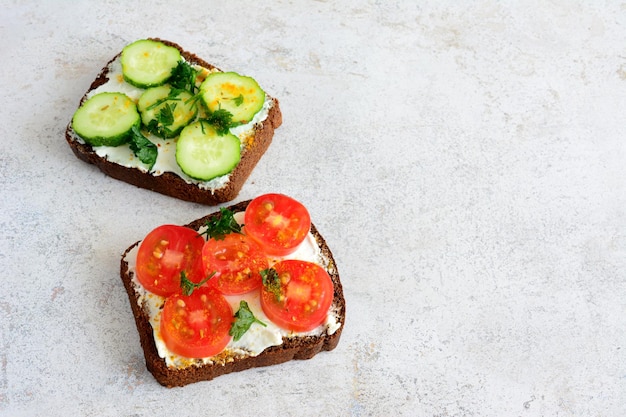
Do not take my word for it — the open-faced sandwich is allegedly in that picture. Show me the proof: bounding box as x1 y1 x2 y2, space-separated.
66 39 282 205
120 194 345 387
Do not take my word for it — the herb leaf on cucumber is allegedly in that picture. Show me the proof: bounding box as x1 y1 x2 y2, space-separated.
201 107 242 136
138 86 198 138
128 126 158 170
169 61 200 94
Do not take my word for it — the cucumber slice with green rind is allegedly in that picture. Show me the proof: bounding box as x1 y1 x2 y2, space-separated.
71 92 140 146
137 85 198 138
200 72 265 124
176 121 241 181
121 39 181 88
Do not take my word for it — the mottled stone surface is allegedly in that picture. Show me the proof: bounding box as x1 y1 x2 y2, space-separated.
1 1 625 416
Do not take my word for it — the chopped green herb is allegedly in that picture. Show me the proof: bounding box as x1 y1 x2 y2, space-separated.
231 94 244 107
184 92 203 107
128 125 157 170
145 88 184 111
180 270 215 296
202 107 237 136
158 102 176 125
169 60 199 93
146 102 178 137
199 207 242 240
230 300 266 341
261 268 282 301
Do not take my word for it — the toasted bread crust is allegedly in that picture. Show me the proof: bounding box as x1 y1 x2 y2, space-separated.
120 200 345 387
66 39 282 205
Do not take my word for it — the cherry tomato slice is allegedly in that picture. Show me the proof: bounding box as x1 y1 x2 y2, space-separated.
160 286 233 358
202 233 269 295
243 193 311 256
135 225 205 297
260 260 334 332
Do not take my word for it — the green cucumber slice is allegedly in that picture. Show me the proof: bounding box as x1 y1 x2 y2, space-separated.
71 92 140 146
176 121 241 181
200 72 265 124
121 39 181 88
137 85 198 138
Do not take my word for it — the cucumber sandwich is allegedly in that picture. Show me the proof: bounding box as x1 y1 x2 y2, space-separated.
66 38 282 205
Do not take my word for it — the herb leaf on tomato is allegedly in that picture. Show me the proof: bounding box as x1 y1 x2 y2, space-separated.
180 270 215 296
199 207 242 240
230 300 266 341
261 268 282 301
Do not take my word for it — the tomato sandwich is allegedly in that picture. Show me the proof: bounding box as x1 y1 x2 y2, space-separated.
120 194 345 387
66 38 282 205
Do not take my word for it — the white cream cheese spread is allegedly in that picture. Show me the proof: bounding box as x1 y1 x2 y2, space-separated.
124 212 341 368
68 56 273 191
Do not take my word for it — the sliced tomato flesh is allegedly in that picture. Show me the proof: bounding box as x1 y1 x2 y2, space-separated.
160 286 233 358
244 193 311 256
260 260 333 332
135 225 206 297
202 233 269 295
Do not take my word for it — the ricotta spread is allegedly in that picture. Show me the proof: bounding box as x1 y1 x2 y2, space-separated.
68 56 273 191
125 212 341 368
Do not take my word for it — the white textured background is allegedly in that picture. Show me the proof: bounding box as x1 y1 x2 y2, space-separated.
1 1 625 416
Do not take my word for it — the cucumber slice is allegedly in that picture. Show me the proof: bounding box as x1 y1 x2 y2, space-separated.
176 121 241 181
71 92 140 146
137 85 198 138
121 39 181 88
200 72 265 124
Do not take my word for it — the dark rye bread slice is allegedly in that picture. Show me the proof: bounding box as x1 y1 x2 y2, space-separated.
120 200 345 387
66 38 282 205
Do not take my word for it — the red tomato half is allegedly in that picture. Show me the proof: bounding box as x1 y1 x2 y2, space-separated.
260 260 334 332
135 225 205 297
202 233 269 295
160 286 233 358
243 193 311 256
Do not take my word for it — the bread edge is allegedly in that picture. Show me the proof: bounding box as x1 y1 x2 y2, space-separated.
65 38 282 205
119 200 345 387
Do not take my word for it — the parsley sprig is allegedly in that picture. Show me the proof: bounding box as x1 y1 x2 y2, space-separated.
230 300 266 341
169 61 199 93
199 207 242 240
128 125 157 170
200 107 242 136
180 270 215 296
